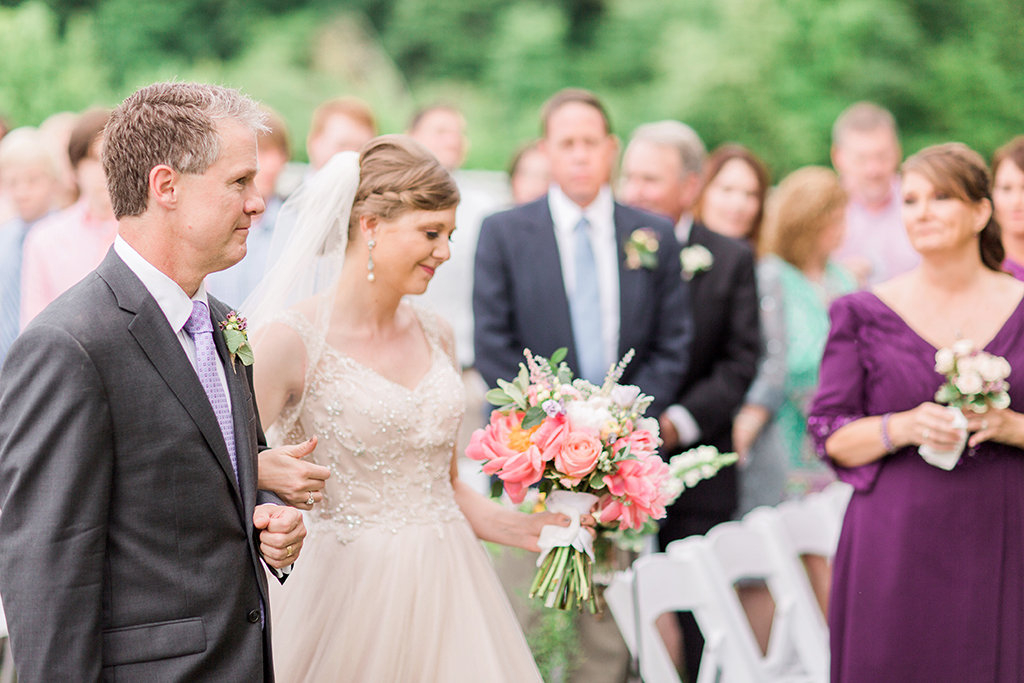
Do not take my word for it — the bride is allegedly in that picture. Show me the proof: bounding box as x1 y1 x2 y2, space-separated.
246 135 584 682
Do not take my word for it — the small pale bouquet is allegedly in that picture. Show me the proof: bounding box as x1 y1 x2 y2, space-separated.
466 348 669 612
925 340 1011 469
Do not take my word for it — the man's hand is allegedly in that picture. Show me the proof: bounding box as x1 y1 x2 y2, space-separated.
253 504 306 569
258 436 330 509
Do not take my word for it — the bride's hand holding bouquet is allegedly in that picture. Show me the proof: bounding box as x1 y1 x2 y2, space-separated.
466 348 670 612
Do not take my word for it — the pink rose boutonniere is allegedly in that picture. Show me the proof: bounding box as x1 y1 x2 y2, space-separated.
219 311 254 370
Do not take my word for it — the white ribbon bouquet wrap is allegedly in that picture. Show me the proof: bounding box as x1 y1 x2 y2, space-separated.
924 341 1011 471
536 491 599 566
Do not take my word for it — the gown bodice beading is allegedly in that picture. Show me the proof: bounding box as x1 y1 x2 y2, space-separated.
268 307 467 544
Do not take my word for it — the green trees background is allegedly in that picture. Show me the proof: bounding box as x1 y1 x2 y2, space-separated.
1 0 1022 176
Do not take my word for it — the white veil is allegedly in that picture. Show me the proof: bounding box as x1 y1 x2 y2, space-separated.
241 151 361 421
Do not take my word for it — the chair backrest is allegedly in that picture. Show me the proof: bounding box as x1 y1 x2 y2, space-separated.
696 521 825 682
607 546 762 683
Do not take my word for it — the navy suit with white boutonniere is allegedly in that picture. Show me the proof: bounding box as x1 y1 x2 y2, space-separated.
474 194 692 418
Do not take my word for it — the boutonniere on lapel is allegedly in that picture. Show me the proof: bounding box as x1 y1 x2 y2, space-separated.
680 244 714 280
624 228 660 270
219 311 254 371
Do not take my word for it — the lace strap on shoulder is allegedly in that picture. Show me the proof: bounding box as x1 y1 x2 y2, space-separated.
410 303 457 369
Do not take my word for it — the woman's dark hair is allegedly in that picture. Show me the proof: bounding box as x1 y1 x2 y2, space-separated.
902 142 1003 272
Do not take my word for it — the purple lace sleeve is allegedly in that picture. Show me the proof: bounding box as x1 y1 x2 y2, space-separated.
808 295 882 492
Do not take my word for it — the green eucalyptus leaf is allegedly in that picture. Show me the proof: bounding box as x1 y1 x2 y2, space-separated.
521 405 546 430
222 328 245 353
235 344 255 367
485 388 512 406
490 479 505 499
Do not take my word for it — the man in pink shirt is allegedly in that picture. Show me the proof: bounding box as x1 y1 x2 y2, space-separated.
20 109 118 327
831 102 919 287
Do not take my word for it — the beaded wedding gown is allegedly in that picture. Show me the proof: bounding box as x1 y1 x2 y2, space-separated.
266 304 543 683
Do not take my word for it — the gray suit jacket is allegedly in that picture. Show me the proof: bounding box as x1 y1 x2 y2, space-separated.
0 250 276 682
473 195 693 417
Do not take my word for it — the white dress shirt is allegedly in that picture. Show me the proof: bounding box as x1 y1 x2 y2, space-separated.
115 236 232 412
548 184 620 372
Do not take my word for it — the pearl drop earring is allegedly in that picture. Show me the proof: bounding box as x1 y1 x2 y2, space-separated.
366 239 376 282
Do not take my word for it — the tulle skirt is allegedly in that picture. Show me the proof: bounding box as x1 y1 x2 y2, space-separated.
269 517 543 683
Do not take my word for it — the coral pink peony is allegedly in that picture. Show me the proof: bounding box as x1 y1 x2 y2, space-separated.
464 411 538 476
531 414 568 461
554 431 603 483
612 429 658 459
598 454 670 530
498 445 545 504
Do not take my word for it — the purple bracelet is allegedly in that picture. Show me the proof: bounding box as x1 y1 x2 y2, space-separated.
880 413 895 453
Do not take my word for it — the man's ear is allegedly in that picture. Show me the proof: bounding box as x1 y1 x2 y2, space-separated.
149 164 178 210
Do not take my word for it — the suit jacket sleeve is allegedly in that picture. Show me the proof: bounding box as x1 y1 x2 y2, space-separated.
0 325 113 682
679 245 761 439
628 225 693 418
473 213 523 389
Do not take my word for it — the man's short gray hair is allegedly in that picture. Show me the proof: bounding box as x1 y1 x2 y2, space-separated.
832 101 898 148
628 120 706 178
103 82 269 219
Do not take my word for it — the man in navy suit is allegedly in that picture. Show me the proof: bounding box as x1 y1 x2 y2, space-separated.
621 120 761 680
474 89 692 683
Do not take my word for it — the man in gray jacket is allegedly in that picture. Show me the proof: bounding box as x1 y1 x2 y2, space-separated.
0 82 310 682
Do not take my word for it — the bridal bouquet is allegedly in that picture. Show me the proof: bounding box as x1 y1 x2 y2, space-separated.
924 340 1011 470
466 348 669 612
933 340 1011 411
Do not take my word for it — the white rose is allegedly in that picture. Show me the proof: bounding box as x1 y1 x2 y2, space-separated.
951 339 976 356
566 396 613 434
979 355 1010 383
955 371 984 395
990 392 1011 410
934 348 956 374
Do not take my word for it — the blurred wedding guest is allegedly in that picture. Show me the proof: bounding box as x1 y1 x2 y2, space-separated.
0 127 60 363
992 136 1024 280
831 101 919 286
206 107 291 308
39 111 80 209
809 143 1024 683
306 96 377 172
621 121 760 680
408 104 506 473
734 167 855 513
694 144 770 249
0 113 11 223
20 109 117 327
508 140 550 205
476 88 692 683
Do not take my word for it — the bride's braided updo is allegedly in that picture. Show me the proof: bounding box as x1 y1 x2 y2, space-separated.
348 134 460 235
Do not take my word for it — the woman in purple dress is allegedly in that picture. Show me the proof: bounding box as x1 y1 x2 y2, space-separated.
809 143 1024 682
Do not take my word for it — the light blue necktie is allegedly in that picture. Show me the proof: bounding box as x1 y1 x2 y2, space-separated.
570 216 605 384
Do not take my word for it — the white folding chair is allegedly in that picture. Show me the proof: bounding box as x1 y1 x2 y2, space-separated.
606 546 756 683
683 522 823 683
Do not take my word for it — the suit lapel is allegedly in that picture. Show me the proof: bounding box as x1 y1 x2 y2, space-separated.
98 252 244 513
210 299 257 515
525 200 576 363
615 203 644 358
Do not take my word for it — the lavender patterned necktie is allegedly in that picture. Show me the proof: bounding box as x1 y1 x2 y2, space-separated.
184 300 238 481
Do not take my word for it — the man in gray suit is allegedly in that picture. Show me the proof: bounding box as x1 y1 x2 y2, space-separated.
0 82 310 682
475 88 692 683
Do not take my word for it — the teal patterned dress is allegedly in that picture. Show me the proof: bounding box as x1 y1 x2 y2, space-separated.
738 254 857 513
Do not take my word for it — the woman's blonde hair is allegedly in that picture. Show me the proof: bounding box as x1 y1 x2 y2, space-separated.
349 134 460 234
760 166 847 269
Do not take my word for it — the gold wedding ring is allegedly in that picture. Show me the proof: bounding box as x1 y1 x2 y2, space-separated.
922 428 931 439
285 545 293 557
306 492 315 506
